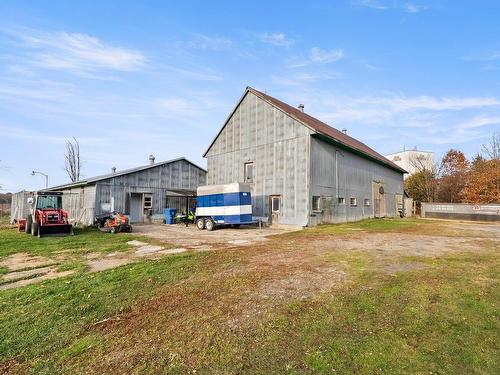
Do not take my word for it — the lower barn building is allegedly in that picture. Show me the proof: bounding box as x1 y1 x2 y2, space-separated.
11 157 206 226
204 87 407 227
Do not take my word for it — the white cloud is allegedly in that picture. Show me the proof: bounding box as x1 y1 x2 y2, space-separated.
160 64 222 81
0 122 104 145
351 96 500 112
178 33 232 50
313 95 500 124
464 51 500 62
310 47 345 64
14 30 146 74
355 0 388 10
0 78 75 101
402 3 427 13
288 47 344 68
258 32 294 47
354 0 428 13
271 71 342 86
456 116 500 130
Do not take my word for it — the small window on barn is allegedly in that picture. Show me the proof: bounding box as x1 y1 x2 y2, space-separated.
350 197 357 206
271 196 281 213
364 198 371 207
312 196 321 212
244 162 254 183
144 195 152 209
338 197 345 205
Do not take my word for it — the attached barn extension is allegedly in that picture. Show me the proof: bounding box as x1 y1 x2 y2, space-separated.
204 87 406 227
11 157 206 226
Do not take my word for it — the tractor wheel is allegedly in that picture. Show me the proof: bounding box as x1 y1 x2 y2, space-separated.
196 218 205 230
31 222 39 237
205 218 215 231
25 215 32 234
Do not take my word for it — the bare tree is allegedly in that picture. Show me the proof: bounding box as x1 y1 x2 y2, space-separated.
64 137 81 182
408 153 436 174
481 132 500 160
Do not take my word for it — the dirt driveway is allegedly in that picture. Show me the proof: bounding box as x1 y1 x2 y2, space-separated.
132 223 295 251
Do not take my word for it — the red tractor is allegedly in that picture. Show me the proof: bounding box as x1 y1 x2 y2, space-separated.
19 191 73 238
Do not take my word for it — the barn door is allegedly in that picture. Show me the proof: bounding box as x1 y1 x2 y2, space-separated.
130 193 143 223
269 195 281 225
372 182 386 218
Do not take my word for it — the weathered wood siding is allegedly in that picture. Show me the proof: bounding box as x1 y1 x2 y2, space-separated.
60 185 97 226
206 91 311 226
9 191 31 224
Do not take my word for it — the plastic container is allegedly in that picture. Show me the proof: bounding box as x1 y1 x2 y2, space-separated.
163 208 178 224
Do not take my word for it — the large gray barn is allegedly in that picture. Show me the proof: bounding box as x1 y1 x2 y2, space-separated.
204 87 406 227
12 157 206 226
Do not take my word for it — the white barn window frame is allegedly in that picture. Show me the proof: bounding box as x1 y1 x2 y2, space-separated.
244 162 254 183
312 196 321 212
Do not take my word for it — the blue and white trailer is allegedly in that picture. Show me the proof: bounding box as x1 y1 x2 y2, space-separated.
195 182 255 231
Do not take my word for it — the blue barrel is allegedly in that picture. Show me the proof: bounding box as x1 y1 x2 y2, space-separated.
163 208 178 224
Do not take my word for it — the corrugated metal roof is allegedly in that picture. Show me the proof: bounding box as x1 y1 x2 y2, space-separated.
204 87 406 174
47 157 207 191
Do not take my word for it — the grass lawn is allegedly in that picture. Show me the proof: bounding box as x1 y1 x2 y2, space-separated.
0 219 162 259
0 217 498 374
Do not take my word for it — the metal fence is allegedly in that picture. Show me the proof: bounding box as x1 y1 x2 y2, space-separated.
421 203 500 222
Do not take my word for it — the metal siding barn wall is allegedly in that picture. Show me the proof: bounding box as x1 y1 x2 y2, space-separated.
309 137 404 224
9 191 31 223
206 92 311 226
93 159 206 220
59 185 97 226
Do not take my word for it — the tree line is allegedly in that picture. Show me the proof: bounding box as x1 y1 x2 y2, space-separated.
405 133 500 205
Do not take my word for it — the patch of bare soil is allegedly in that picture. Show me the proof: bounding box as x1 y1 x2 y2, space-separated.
132 224 295 250
0 269 74 290
85 240 189 273
2 266 56 282
0 253 75 290
311 232 499 258
87 257 132 273
0 252 55 271
258 265 348 301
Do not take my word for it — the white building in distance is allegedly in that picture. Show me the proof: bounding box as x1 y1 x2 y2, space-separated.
385 149 435 179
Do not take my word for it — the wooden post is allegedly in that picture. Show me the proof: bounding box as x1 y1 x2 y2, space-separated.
185 196 189 227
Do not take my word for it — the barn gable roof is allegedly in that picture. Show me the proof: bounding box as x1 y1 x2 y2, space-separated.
47 157 206 191
204 87 406 174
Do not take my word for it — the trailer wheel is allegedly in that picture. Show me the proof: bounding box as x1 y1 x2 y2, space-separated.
196 218 205 230
31 222 39 237
205 218 215 231
25 215 32 234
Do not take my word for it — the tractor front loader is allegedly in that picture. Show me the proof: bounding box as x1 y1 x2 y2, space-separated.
22 191 73 238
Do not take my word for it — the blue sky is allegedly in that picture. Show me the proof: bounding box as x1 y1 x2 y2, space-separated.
0 0 499 192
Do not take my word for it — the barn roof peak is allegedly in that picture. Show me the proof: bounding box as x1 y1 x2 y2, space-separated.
204 86 406 173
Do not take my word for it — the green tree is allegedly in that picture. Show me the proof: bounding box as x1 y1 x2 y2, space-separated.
404 170 437 204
